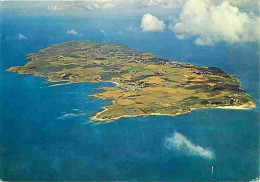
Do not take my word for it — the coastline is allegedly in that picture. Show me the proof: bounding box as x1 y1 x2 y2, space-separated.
215 103 256 110
6 70 255 122
90 106 185 122
90 101 256 122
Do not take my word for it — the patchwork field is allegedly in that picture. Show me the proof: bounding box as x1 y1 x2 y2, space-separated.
6 40 255 121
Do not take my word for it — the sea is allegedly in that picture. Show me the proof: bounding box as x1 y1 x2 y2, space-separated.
0 12 259 181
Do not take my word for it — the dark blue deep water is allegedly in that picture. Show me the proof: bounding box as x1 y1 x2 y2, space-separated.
0 14 259 181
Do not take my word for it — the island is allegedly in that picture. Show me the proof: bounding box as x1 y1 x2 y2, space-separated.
6 40 255 122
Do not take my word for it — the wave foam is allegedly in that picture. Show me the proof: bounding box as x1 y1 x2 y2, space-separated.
56 109 86 120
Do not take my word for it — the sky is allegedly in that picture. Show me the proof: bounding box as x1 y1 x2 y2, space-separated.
1 0 259 46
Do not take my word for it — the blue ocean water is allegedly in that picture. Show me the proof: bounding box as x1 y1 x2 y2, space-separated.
0 14 259 181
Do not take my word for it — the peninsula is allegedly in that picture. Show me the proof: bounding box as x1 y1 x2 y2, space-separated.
6 41 255 121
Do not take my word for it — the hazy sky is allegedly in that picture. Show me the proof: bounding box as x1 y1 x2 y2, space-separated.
1 0 259 46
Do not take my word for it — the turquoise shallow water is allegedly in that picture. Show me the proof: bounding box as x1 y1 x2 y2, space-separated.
0 14 259 181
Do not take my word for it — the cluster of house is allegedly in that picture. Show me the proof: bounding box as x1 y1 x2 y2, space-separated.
118 81 150 92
